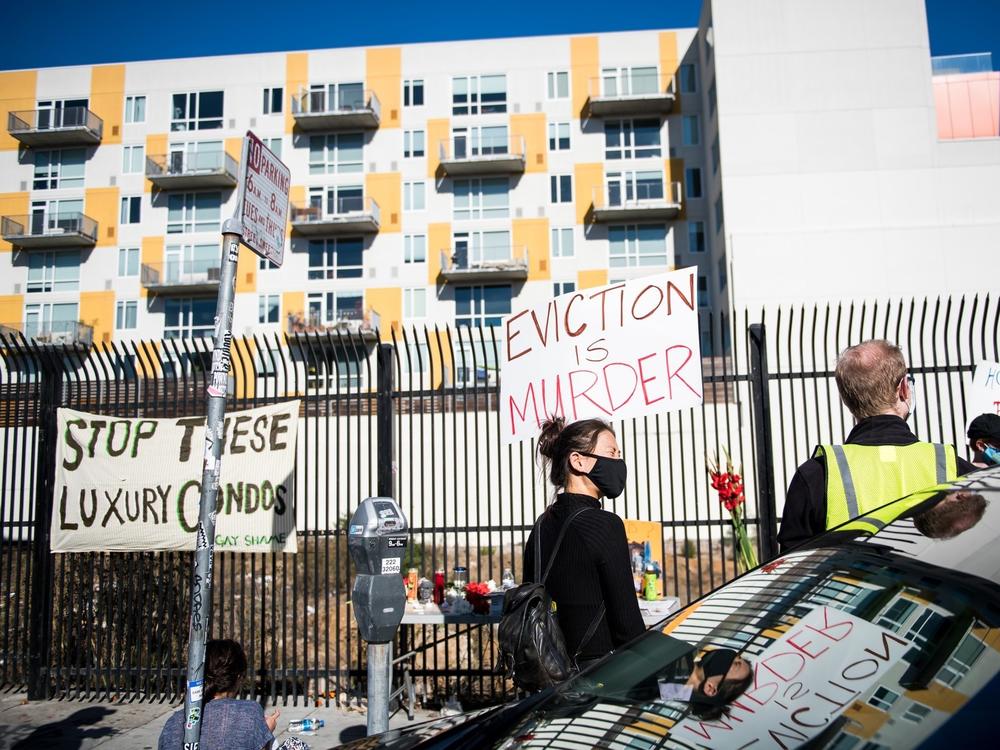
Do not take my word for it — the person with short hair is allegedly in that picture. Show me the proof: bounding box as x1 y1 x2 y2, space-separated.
777 340 975 552
967 413 1000 468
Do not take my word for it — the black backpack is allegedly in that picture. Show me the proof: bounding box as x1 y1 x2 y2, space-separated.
498 508 605 692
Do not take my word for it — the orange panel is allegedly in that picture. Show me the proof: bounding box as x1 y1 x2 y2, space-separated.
366 47 401 129
0 192 29 252
510 114 547 173
90 65 125 145
570 36 599 118
285 53 308 134
0 71 37 151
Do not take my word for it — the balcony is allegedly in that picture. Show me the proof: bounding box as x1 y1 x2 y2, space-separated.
141 262 221 296
1 321 93 347
438 246 529 283
584 73 676 118
286 309 380 343
589 181 683 224
145 151 239 190
437 135 526 176
1 213 98 248
7 107 103 147
290 196 380 236
291 88 381 131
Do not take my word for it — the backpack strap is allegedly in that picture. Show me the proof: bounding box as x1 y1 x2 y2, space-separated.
572 603 606 662
536 507 592 585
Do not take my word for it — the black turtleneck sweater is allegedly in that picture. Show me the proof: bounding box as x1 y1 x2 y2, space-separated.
523 493 644 661
777 415 976 553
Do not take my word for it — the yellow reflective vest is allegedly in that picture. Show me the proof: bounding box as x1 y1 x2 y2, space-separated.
816 442 958 533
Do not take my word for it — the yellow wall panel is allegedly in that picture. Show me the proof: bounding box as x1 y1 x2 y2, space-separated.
282 291 304 329
426 118 450 178
235 244 256 293
513 218 550 281
905 682 968 714
288 184 305 235
667 157 686 220
90 65 125 145
135 341 163 377
366 47 401 129
427 222 451 284
0 71 37 152
0 192 29 252
140 236 164 298
0 294 23 326
285 53 308 134
144 134 167 194
225 137 242 161
574 163 604 224
510 114 547 173
84 187 119 247
80 290 115 345
365 287 402 342
232 338 256 400
570 36 599 117
427 328 453 390
577 269 608 290
364 173 401 233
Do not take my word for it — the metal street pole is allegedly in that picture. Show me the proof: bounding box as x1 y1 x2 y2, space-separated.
367 642 391 735
182 217 242 749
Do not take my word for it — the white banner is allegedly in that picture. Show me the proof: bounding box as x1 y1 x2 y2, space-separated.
51 401 299 553
499 268 704 443
968 361 1000 424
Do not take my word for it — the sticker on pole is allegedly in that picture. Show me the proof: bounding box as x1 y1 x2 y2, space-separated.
237 130 290 268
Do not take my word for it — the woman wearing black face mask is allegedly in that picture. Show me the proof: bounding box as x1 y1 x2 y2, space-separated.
523 417 644 667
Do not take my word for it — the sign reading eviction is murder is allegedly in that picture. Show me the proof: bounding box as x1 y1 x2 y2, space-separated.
500 268 704 443
51 401 300 553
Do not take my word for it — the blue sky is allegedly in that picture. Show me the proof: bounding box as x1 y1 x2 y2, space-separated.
0 0 997 70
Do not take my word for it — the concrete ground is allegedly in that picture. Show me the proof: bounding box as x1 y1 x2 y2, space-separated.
0 692 436 749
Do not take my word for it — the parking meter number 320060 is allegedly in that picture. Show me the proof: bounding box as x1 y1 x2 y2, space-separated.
349 497 409 644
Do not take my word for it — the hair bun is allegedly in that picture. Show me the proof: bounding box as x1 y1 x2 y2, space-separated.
536 417 566 459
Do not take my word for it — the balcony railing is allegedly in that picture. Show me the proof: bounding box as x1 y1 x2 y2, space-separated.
437 135 526 176
589 181 683 223
286 309 380 340
291 88 381 131
141 262 221 295
289 196 380 236
931 53 994 75
584 72 676 117
1 212 98 248
1 320 93 347
438 245 529 283
7 107 103 146
145 151 239 189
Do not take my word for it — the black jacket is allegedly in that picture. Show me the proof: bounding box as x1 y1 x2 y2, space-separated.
523 493 644 661
777 415 976 553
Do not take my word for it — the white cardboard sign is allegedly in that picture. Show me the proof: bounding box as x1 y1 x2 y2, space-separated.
967 361 1000 423
238 130 290 267
499 268 703 443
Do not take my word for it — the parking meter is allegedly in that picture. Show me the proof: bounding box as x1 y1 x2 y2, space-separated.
348 497 408 643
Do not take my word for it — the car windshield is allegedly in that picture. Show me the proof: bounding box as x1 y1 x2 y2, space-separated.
495 471 1000 749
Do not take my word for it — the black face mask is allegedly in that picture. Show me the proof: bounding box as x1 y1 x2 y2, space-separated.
579 452 627 499
700 648 738 680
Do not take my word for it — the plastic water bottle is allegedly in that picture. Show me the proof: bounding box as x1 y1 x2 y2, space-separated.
288 718 325 733
501 568 515 590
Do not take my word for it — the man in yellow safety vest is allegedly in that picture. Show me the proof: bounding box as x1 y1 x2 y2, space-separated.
777 339 975 552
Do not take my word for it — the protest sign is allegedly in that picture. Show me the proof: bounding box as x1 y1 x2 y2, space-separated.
51 401 299 553
671 606 908 749
500 268 703 443
967 361 1000 423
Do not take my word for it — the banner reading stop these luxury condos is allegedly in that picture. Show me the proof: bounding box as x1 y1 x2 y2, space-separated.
51 401 300 553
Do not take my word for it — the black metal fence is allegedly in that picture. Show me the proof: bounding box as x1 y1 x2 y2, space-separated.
0 294 996 707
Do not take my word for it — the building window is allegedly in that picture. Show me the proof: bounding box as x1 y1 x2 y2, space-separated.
403 181 426 211
264 137 282 158
404 288 426 318
171 90 224 131
685 167 703 199
601 66 659 96
308 184 363 216
550 174 572 204
164 298 215 338
307 290 363 326
682 114 701 146
122 144 145 174
164 243 217 282
307 82 364 112
452 230 511 267
24 302 79 340
258 294 280 324
548 122 570 151
867 686 900 712
711 135 720 174
609 225 667 268
120 196 141 225
606 170 664 205
118 247 139 276
547 71 569 99
166 192 220 233
404 234 426 263
404 79 424 107
309 133 363 174
403 130 425 158
308 237 363 279
124 95 146 124
551 227 574 258
698 274 709 308
714 194 724 232
452 74 506 115
262 87 283 114
679 64 697 93
553 281 575 296
454 177 509 219
901 703 932 724
116 300 137 330
718 257 727 291
708 78 717 118
33 148 85 190
455 284 512 328
605 119 661 160
937 633 986 687
27 250 80 293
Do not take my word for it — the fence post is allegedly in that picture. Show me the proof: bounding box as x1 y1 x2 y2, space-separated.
748 323 780 561
27 347 62 700
377 343 394 498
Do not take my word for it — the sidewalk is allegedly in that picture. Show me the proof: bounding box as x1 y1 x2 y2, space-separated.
0 692 435 749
